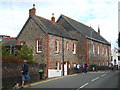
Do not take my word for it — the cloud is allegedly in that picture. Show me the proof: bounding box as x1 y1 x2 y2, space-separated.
0 0 118 48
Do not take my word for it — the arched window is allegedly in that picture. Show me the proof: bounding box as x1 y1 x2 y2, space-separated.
55 39 60 53
36 38 42 53
20 41 26 45
73 42 76 54
66 41 69 50
92 43 95 53
98 45 100 54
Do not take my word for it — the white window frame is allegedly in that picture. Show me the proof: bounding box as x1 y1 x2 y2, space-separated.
92 44 95 53
66 42 69 50
55 40 59 53
37 39 42 53
73 43 76 54
98 45 100 54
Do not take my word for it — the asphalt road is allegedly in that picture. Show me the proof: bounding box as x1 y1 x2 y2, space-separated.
22 70 120 90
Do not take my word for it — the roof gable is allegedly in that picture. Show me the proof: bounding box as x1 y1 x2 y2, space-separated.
17 15 77 41
31 16 77 40
57 14 110 45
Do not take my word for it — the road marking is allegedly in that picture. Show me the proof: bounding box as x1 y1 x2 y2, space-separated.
78 83 88 89
91 77 99 82
101 74 106 77
30 74 78 87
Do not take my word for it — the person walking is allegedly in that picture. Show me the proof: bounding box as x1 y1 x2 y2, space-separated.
39 68 44 80
84 63 88 73
21 60 31 88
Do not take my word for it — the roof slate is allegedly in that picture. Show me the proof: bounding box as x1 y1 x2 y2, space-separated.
2 38 16 46
32 16 76 40
57 14 110 45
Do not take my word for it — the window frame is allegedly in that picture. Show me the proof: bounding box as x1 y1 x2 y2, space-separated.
66 41 69 50
54 38 60 53
73 42 76 54
20 41 26 45
36 38 43 53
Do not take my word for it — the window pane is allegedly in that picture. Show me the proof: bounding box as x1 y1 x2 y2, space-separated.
73 43 76 54
55 40 59 53
37 39 42 52
21 42 26 45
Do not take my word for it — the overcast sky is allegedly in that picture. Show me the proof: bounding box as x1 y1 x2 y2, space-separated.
0 0 119 49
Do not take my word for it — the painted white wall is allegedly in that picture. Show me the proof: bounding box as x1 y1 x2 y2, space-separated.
48 69 62 78
111 48 118 65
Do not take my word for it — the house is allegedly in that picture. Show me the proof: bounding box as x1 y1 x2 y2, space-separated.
2 37 21 56
16 4 111 78
57 14 111 67
111 48 120 69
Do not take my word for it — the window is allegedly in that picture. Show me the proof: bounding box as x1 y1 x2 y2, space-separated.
55 39 60 53
98 61 101 66
92 44 95 53
118 56 120 60
20 41 26 45
73 43 76 54
98 45 100 54
36 39 42 53
56 62 59 70
106 48 108 55
102 47 104 55
103 61 105 66
66 41 69 50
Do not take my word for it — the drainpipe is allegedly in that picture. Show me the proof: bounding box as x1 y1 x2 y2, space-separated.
62 37 64 76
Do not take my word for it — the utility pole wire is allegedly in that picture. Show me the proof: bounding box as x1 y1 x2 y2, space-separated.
10 0 15 33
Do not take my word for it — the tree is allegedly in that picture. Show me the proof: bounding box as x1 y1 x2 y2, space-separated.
2 45 13 57
16 45 37 64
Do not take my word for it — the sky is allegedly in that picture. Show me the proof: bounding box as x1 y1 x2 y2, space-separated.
0 0 119 49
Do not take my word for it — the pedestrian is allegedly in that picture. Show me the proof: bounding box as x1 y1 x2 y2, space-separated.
82 63 85 73
39 67 44 80
76 64 81 73
111 63 114 71
21 60 31 88
84 63 88 73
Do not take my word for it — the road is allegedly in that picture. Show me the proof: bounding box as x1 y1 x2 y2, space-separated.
22 70 120 90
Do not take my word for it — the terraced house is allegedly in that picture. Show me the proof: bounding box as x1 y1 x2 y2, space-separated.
16 5 111 78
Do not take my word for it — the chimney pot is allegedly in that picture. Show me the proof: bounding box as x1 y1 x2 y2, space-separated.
29 4 36 16
98 25 100 34
51 13 55 22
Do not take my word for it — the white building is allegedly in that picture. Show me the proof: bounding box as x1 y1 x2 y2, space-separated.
111 48 118 65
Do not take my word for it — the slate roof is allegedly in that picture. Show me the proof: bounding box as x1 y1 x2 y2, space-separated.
31 16 76 40
17 15 77 41
17 14 110 46
57 14 110 45
2 37 16 46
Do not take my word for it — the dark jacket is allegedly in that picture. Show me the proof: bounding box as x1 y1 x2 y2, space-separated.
22 64 29 75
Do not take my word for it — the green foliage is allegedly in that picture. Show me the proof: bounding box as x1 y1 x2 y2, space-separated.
16 45 38 64
2 45 14 57
2 44 38 64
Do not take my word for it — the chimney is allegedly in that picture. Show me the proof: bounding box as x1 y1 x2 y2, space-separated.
98 25 100 34
51 13 55 22
29 4 36 16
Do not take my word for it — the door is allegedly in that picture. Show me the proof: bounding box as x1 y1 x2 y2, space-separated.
64 62 67 76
